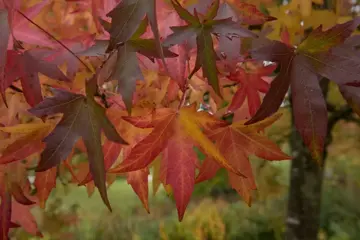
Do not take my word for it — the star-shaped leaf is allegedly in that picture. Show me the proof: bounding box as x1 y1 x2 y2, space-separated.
106 0 166 65
28 84 128 211
246 17 360 162
109 104 241 220
3 49 71 107
227 62 277 115
163 0 256 96
197 112 290 204
101 19 177 113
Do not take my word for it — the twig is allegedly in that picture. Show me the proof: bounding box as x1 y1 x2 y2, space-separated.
16 10 94 74
9 84 23 93
178 85 189 110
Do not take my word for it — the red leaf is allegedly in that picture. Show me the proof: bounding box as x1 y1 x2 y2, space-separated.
198 113 290 203
35 167 57 209
127 168 150 213
0 192 11 240
11 0 55 48
11 201 42 238
291 56 327 162
227 63 276 115
227 1 277 25
166 135 197 221
9 182 35 206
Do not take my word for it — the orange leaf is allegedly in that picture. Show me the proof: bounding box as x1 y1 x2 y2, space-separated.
11 201 42 238
197 113 290 203
35 167 57 209
0 122 55 164
127 168 150 213
110 105 239 219
165 133 197 221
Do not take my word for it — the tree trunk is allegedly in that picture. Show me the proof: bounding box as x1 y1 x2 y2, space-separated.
284 123 325 240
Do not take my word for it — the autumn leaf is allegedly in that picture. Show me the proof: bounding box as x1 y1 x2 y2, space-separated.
28 85 128 211
163 0 256 96
246 17 360 162
2 49 71 106
197 112 290 204
106 0 165 65
101 19 177 113
79 105 151 186
0 191 11 240
11 201 42 238
11 0 55 48
109 104 240 220
0 121 55 164
0 162 39 239
225 1 277 25
156 7 189 91
35 167 57 209
165 134 198 219
8 182 35 206
226 62 277 115
127 168 150 212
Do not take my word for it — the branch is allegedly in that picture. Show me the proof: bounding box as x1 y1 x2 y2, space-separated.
324 106 354 160
328 106 353 131
16 10 94 74
9 84 23 93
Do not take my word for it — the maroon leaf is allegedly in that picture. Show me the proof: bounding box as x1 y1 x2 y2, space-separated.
29 88 127 211
291 56 327 161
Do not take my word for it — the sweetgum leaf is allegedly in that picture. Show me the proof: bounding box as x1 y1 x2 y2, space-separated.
110 43 144 113
35 167 57 209
3 49 71 107
29 88 127 211
227 63 276 115
225 1 277 25
0 191 11 240
170 0 200 25
11 201 42 237
107 0 165 65
246 39 294 125
165 135 197 220
127 168 150 213
0 122 53 164
291 56 327 162
9 182 35 206
109 105 240 220
197 113 290 205
246 18 360 161
102 21 177 113
193 28 221 95
164 0 256 96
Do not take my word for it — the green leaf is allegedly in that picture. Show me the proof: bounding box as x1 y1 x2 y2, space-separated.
131 17 149 39
297 17 360 55
204 0 220 21
163 1 256 96
129 39 178 59
170 0 200 25
0 9 9 76
197 29 221 96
